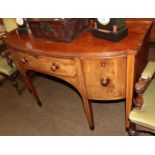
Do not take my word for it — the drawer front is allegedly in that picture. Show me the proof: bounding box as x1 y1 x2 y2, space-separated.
13 51 77 77
82 57 127 100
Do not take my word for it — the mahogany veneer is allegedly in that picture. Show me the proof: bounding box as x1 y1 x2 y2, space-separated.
4 21 152 130
127 18 155 42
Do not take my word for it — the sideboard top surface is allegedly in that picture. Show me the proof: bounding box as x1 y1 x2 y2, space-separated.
4 21 152 58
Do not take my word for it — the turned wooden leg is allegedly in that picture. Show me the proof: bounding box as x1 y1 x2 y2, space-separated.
82 97 94 130
128 123 139 136
20 70 42 106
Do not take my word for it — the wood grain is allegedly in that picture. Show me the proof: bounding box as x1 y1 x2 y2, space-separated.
82 56 126 100
127 18 155 42
12 51 77 78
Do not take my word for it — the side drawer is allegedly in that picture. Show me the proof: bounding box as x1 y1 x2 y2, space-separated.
12 51 77 77
82 57 127 100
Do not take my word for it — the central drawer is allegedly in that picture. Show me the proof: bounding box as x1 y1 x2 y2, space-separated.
82 57 127 100
13 51 77 77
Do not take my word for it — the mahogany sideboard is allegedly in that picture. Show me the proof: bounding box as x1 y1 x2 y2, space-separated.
4 21 152 130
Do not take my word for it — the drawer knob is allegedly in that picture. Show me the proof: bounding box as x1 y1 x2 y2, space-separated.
101 61 106 67
101 77 110 86
20 58 28 64
51 63 59 71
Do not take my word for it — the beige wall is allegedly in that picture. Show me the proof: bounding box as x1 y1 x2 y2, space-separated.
2 18 17 32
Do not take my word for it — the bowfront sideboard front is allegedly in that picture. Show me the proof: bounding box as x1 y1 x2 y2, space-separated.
4 21 152 130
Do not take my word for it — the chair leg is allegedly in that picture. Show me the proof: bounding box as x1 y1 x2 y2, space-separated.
128 123 139 136
0 71 26 94
0 75 6 85
9 74 21 94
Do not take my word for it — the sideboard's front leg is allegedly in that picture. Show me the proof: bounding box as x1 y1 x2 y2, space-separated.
75 58 94 130
20 69 42 106
126 55 135 128
82 97 94 130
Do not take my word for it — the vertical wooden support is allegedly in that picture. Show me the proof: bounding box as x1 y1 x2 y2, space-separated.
75 58 94 130
126 55 135 128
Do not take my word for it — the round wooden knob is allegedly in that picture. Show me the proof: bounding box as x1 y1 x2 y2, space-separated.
20 58 28 64
101 77 110 86
51 63 59 71
101 61 106 67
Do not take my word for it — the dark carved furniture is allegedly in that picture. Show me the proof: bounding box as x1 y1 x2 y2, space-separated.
4 21 152 130
27 18 89 42
129 61 155 135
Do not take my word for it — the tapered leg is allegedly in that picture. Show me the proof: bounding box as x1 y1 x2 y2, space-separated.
126 55 135 128
74 58 95 130
82 97 94 130
20 70 42 106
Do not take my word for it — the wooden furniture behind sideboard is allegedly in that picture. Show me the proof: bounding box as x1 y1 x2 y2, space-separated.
4 21 152 130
